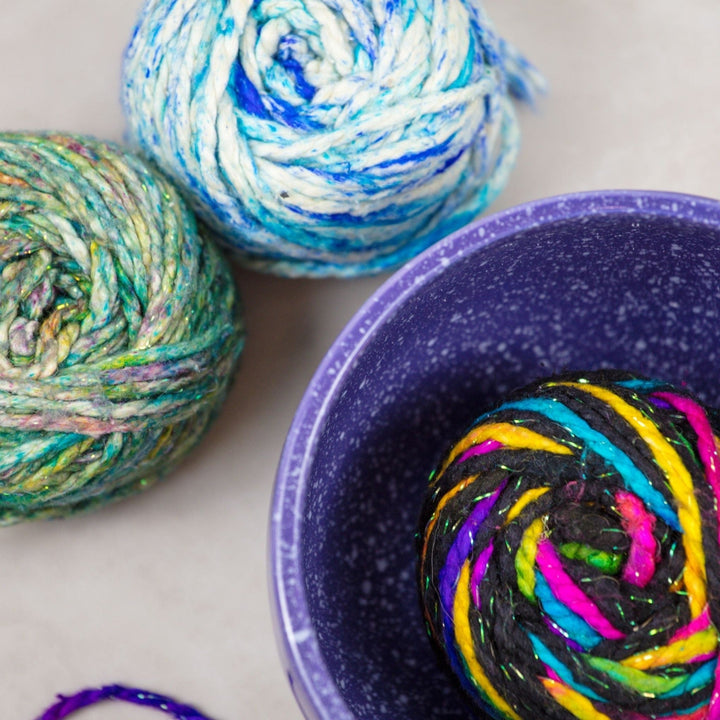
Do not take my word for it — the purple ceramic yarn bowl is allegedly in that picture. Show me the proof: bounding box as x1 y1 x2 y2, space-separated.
270 189 720 720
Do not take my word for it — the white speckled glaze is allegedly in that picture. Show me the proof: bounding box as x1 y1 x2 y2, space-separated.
271 190 720 719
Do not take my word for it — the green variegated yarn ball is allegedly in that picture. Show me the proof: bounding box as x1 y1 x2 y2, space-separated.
0 133 244 524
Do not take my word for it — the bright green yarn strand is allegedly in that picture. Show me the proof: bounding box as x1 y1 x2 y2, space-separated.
558 542 623 574
0 133 244 524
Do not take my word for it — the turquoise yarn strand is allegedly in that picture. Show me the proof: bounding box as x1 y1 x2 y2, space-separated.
0 133 244 524
122 0 544 277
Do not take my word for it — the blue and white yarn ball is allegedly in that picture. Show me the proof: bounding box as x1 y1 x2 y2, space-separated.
123 0 543 277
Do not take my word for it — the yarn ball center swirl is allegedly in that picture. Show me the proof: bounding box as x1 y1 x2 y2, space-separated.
3 237 86 381
419 371 720 719
243 0 367 115
239 0 476 128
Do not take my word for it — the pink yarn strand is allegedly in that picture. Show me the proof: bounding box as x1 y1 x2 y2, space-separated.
668 606 712 645
456 439 503 465
536 540 625 640
615 490 657 587
654 391 720 719
469 541 494 608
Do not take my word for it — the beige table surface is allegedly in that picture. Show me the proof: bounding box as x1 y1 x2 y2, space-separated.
2 1 720 717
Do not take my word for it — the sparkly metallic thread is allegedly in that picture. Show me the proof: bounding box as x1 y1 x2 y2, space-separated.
0 133 244 524
419 370 720 719
122 0 544 277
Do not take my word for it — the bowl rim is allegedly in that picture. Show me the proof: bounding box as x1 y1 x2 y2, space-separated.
268 188 720 720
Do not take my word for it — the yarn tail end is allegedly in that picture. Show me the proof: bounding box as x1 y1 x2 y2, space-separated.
499 38 548 107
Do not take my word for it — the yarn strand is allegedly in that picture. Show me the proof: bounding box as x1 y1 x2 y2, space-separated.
38 685 216 720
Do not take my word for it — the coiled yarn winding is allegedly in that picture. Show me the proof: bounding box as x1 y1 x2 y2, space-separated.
122 0 543 277
0 133 244 524
419 370 720 719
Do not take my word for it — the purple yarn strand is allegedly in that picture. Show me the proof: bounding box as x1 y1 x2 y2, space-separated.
38 685 216 720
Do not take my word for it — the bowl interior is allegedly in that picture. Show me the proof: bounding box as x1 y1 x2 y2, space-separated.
287 199 720 719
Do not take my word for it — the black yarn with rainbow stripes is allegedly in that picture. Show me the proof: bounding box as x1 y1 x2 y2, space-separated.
418 370 720 720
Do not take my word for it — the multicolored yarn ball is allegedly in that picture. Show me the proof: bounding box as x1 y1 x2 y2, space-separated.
122 0 544 277
418 370 720 719
0 133 244 524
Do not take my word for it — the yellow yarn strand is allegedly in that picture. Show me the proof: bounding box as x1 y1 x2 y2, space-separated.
420 475 478 570
559 382 707 617
620 628 718 670
437 422 572 480
454 561 521 720
506 487 550 524
540 677 613 720
515 517 546 601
